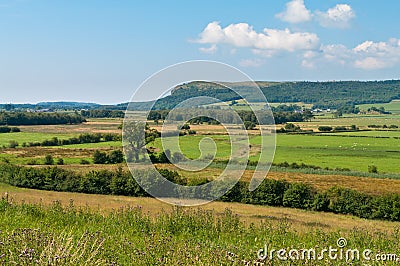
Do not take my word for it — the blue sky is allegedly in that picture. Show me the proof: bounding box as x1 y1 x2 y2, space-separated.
1 0 400 104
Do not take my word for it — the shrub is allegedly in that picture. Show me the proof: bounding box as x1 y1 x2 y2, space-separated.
108 150 124 164
187 129 196 135
244 121 256 130
8 140 19 148
318 126 333 132
368 165 378 173
334 126 347 131
93 150 108 164
56 158 64 165
250 179 289 206
283 183 315 209
325 186 371 217
0 126 11 133
284 123 301 132
312 192 330 211
181 124 190 130
44 155 54 165
80 159 90 165
157 168 186 185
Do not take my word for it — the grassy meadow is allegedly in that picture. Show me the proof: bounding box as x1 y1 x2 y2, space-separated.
1 184 400 265
0 113 400 265
357 100 400 114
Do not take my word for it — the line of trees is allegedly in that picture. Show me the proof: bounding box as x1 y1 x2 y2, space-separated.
1 163 400 222
0 112 85 125
93 150 124 164
81 110 125 118
147 109 311 125
21 133 121 147
0 126 20 133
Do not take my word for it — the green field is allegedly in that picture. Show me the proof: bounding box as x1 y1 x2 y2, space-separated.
3 121 400 174
357 100 400 114
0 132 76 147
271 134 400 173
149 133 400 173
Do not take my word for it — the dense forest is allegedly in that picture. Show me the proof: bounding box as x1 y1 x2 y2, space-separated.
81 109 125 118
0 112 85 125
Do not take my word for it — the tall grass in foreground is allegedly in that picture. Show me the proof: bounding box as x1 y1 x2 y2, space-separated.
0 198 400 265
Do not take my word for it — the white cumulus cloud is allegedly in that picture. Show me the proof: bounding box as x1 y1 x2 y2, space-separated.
239 59 265 67
315 4 355 28
196 21 320 52
301 38 400 70
275 0 312 23
354 57 388 70
199 44 218 54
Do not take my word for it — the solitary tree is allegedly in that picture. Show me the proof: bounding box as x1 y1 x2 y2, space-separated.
123 121 147 162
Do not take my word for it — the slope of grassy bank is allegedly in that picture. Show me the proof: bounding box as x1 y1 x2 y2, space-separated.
0 196 399 265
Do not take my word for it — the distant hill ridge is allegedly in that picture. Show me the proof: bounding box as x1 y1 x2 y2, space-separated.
2 80 400 110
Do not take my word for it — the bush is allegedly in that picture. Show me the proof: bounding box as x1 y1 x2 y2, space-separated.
8 140 18 148
368 165 378 173
93 151 108 164
180 124 190 130
56 158 64 165
157 168 186 185
244 121 256 130
93 150 124 164
44 155 54 165
284 123 301 132
312 192 330 211
0 126 11 133
283 183 315 209
318 126 333 132
250 179 289 206
80 159 90 165
334 126 347 131
325 186 372 218
108 150 124 164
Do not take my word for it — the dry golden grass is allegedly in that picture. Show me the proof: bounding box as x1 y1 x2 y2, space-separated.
0 183 397 234
19 119 122 134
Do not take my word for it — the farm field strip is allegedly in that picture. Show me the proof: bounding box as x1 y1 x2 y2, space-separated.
0 182 398 233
